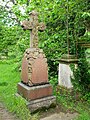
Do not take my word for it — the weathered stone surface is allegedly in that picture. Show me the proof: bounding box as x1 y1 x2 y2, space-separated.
60 54 78 64
27 96 56 112
39 49 43 53
21 48 48 85
18 11 56 112
58 57 78 88
21 56 28 83
58 55 78 88
58 63 73 88
21 10 46 48
34 51 39 57
38 54 44 59
31 58 48 84
28 53 33 58
17 82 53 100
60 59 78 63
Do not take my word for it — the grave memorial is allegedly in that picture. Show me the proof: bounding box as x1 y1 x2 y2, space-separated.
17 10 56 112
58 54 78 88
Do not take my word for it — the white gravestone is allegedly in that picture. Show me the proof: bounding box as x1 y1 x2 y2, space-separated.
58 55 78 89
58 63 73 88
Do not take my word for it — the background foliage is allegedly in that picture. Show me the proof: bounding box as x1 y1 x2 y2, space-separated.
0 0 90 120
0 0 90 94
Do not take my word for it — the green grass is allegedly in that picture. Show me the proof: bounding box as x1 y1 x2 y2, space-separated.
56 86 90 120
0 59 90 120
0 60 38 120
75 112 90 120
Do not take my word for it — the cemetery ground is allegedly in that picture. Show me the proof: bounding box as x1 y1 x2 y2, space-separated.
0 59 90 120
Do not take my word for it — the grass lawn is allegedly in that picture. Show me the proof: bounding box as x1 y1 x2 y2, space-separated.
0 59 90 120
56 88 90 120
0 60 38 120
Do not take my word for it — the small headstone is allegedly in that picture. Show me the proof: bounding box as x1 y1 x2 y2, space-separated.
17 10 56 112
58 54 78 89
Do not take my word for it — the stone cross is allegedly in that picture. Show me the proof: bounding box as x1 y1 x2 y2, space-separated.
21 10 46 48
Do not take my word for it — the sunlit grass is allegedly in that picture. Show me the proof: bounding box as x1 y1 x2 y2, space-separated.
0 59 90 120
0 60 38 120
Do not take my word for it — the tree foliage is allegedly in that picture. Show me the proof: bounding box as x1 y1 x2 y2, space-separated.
0 0 90 91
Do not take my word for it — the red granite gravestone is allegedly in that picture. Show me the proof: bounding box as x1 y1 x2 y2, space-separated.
17 11 56 112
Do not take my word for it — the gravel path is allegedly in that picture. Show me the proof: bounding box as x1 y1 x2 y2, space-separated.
0 101 78 120
40 112 78 120
0 102 18 120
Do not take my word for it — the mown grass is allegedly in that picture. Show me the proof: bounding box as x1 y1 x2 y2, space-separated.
0 59 90 120
0 60 38 120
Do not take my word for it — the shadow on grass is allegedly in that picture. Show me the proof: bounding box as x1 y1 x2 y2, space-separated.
0 82 8 86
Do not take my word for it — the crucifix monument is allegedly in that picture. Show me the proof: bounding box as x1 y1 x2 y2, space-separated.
21 10 46 48
17 10 56 112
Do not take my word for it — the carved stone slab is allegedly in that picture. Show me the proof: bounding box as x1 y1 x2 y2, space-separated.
21 56 28 83
21 48 48 86
31 58 48 84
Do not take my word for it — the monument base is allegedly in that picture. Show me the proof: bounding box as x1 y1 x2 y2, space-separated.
17 82 56 112
17 82 53 101
27 96 56 112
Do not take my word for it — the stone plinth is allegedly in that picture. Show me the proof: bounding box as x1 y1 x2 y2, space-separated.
17 82 53 100
27 96 56 112
58 55 78 89
17 82 56 112
21 48 48 86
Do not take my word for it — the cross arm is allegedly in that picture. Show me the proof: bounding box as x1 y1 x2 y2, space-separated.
21 20 33 30
39 22 46 32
